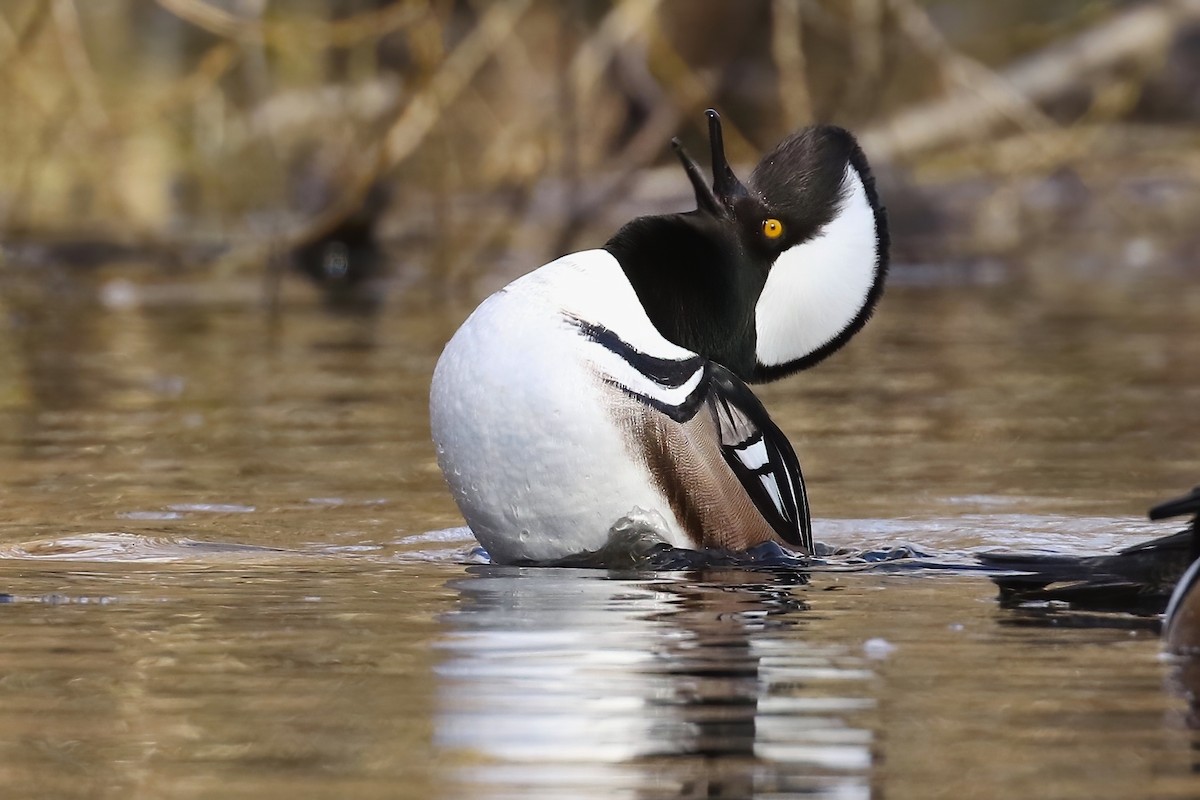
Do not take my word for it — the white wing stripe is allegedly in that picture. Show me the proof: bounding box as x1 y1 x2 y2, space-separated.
736 438 770 473
759 474 785 518
588 347 705 407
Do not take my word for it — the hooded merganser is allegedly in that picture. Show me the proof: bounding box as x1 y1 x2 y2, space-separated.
988 486 1200 616
430 110 889 565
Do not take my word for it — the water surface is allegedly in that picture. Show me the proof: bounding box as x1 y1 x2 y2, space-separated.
0 266 1198 798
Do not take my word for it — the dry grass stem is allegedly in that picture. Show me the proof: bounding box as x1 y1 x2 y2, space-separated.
770 0 812 127
0 0 1196 285
864 0 1200 161
154 0 429 48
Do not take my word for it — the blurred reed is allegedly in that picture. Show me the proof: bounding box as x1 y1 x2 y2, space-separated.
1 0 1199 288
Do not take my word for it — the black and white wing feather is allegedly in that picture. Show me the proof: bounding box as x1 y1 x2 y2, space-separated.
569 316 812 551
706 364 812 551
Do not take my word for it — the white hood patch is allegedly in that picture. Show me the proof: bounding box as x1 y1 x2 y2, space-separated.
754 165 880 368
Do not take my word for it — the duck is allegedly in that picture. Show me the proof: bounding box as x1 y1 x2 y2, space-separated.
430 110 889 565
1158 486 1200 652
987 486 1200 616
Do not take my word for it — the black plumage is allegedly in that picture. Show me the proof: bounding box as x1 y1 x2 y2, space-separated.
604 111 888 385
987 486 1200 614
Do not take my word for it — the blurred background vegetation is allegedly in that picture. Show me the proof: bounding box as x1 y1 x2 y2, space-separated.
2 0 1199 300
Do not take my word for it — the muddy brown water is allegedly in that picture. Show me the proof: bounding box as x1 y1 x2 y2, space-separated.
0 264 1198 799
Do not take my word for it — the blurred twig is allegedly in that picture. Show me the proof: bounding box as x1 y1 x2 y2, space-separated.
155 0 428 47
0 2 55 115
4 0 1198 284
847 0 885 111
471 0 667 183
0 1 49 71
50 0 108 127
890 0 1054 136
864 0 1200 161
144 42 240 117
3 93 83 232
550 0 734 255
381 0 532 173
216 0 534 276
770 0 812 127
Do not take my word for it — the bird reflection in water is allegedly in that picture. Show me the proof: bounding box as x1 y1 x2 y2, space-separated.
434 567 878 800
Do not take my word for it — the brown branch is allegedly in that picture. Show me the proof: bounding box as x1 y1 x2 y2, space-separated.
145 41 240 117
889 0 1053 136
570 0 663 102
549 7 726 256
770 0 812 127
154 0 428 47
2 93 78 231
850 0 884 87
644 11 754 155
211 0 535 277
381 0 532 170
863 0 1200 161
469 0 666 186
0 10 59 118
0 0 49 71
51 0 108 127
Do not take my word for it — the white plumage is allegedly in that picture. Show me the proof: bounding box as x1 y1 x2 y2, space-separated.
755 166 879 368
431 250 700 564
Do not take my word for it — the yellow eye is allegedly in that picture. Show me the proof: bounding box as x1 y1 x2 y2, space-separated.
762 218 784 239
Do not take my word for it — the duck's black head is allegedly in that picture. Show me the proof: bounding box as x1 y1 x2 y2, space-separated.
604 110 889 382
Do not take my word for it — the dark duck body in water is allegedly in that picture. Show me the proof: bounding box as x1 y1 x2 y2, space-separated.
430 110 888 565
986 486 1200 616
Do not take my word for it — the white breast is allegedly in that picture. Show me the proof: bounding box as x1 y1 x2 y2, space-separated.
429 250 695 563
